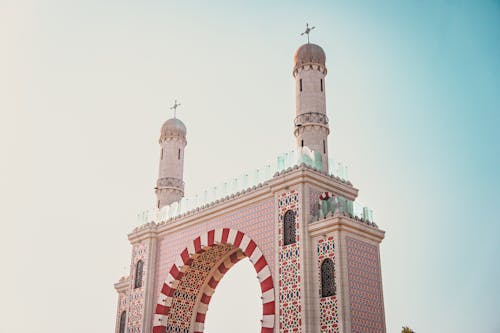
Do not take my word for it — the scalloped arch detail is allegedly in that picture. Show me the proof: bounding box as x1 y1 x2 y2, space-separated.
152 228 275 333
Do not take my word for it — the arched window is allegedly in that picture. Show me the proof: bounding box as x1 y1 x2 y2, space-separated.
119 311 126 333
283 210 296 246
321 258 336 297
134 260 144 289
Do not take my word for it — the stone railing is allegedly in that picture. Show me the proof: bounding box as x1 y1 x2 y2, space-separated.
311 195 376 228
294 112 329 127
137 149 350 226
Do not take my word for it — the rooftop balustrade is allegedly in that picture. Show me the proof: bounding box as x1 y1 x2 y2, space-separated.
313 195 375 226
136 149 373 227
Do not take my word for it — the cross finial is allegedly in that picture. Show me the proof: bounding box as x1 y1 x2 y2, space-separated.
300 23 315 44
170 99 181 118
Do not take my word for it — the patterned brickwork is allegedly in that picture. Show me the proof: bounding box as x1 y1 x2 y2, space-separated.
127 243 148 333
154 198 275 305
278 190 302 333
346 237 385 333
116 288 129 333
317 237 340 333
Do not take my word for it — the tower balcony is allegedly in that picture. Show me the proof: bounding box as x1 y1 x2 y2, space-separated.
156 177 185 191
294 112 329 127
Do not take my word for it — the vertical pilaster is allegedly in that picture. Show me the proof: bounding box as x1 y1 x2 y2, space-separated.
142 235 158 333
301 184 317 333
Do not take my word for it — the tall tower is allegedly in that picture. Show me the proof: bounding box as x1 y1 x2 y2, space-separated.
293 42 330 172
155 112 187 209
115 33 387 333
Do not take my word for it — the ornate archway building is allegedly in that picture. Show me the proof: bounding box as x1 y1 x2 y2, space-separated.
114 41 386 333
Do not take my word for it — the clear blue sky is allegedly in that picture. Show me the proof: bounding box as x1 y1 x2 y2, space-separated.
1 1 499 332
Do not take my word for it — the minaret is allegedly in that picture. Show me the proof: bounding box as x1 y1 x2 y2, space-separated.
155 102 186 209
293 28 330 172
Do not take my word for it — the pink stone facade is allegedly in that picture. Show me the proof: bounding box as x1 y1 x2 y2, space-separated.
346 237 386 333
115 167 387 333
153 197 275 308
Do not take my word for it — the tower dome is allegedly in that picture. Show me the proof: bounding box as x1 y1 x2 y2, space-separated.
160 118 187 142
293 43 326 68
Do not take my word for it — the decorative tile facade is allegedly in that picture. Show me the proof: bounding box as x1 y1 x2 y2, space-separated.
278 190 302 333
116 172 387 333
116 287 129 333
127 243 148 333
346 237 385 333
317 237 340 333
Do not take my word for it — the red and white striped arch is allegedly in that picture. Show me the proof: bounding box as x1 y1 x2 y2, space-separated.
153 228 275 333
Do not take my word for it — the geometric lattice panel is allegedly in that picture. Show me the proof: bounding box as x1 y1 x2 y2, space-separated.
346 237 385 333
166 244 234 332
317 237 340 333
278 190 302 333
128 243 148 333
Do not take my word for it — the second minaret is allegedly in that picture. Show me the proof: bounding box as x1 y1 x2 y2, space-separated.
155 116 187 209
293 43 330 172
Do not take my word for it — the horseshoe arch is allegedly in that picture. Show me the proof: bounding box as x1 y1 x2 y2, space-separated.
152 228 275 333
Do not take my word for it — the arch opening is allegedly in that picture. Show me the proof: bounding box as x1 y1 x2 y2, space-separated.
204 257 262 332
153 229 275 333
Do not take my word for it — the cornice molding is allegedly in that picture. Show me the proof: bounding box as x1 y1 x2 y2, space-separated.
308 215 385 243
114 276 130 293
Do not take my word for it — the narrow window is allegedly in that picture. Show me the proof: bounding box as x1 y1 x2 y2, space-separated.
161 148 163 160
323 140 326 154
301 140 304 147
283 210 296 245
300 79 303 92
134 260 144 289
321 258 336 297
119 311 126 333
178 149 181 160
157 200 160 209
320 79 323 92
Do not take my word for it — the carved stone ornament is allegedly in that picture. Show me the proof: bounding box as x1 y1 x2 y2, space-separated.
294 112 329 127
157 177 185 190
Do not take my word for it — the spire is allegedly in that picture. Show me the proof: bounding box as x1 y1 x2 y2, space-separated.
170 99 181 119
300 23 315 44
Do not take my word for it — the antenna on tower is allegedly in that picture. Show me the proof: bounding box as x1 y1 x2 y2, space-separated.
300 23 315 44
170 99 181 118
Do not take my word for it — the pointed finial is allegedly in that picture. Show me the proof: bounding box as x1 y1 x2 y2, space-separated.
170 99 181 118
300 23 315 44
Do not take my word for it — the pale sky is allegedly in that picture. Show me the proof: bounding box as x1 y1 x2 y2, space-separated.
1 1 499 332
